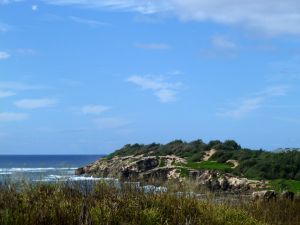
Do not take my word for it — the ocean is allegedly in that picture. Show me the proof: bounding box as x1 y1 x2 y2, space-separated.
0 155 103 182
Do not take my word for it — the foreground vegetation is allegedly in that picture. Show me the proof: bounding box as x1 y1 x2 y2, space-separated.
0 181 299 225
108 139 300 182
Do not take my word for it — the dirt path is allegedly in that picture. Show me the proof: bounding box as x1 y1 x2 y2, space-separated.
203 149 216 161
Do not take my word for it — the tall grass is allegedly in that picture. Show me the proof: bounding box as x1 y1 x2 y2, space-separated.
0 180 299 225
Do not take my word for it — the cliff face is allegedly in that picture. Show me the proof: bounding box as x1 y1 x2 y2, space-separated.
76 155 268 192
76 155 185 181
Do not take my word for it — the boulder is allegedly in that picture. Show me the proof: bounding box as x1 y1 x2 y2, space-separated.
252 190 277 201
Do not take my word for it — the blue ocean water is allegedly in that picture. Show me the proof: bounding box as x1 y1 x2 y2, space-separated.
0 155 103 182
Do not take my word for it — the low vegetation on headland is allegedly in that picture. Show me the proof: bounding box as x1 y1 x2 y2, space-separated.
105 139 300 192
0 181 300 225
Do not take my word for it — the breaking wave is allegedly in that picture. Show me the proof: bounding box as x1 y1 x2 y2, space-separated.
0 168 77 173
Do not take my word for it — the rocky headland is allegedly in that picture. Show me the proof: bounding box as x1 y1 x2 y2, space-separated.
76 154 268 192
75 139 300 194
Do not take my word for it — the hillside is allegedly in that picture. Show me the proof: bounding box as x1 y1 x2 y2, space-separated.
107 139 300 181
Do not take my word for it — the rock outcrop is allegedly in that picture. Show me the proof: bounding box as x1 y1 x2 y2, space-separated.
76 155 268 192
189 170 268 192
76 155 185 182
252 190 277 201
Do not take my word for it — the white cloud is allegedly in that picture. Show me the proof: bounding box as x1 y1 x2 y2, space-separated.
32 4 38 11
0 81 45 91
44 0 162 14
127 75 182 103
0 51 10 60
0 90 15 98
255 86 289 97
154 89 176 103
274 117 300 124
218 85 290 119
201 35 238 58
0 0 23 4
60 78 82 87
134 43 170 50
0 112 28 122
0 22 10 33
93 117 130 129
219 97 264 119
211 36 236 50
0 0 16 4
69 16 109 27
14 48 37 56
14 98 58 109
43 0 300 36
81 105 110 115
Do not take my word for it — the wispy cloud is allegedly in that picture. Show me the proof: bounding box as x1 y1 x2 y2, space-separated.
14 48 37 56
127 75 182 103
274 117 300 124
0 51 10 60
59 78 82 87
211 36 237 50
79 104 130 131
69 16 109 27
14 98 58 109
32 4 38 11
45 0 162 14
0 81 45 91
134 43 170 50
0 0 22 4
201 35 238 58
0 90 15 98
218 85 290 119
81 105 110 115
0 22 10 33
0 112 28 122
43 0 300 36
256 86 290 97
93 117 130 129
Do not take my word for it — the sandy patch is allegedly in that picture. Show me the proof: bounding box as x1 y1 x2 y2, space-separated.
203 149 216 161
226 160 239 168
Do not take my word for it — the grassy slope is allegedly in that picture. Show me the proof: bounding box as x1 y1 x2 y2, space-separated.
177 161 233 177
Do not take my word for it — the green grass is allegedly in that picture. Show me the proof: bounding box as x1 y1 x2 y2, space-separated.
269 179 300 194
180 161 233 172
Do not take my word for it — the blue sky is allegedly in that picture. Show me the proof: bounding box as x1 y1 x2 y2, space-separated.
1 0 300 154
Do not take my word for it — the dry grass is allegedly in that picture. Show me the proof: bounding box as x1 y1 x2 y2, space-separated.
0 180 299 225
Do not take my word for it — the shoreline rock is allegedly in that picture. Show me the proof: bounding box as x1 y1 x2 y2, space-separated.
76 155 268 192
